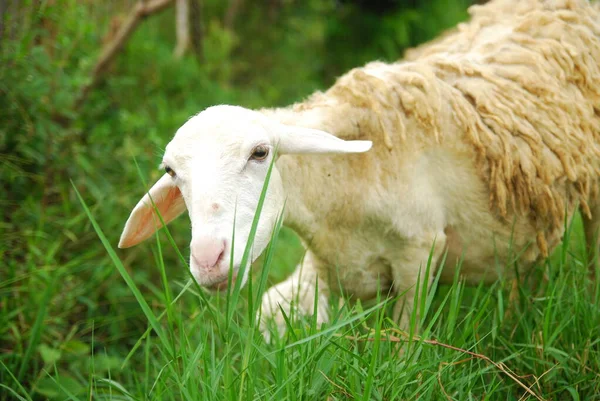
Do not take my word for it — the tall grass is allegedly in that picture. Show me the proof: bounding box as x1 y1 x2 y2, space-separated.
4 168 600 400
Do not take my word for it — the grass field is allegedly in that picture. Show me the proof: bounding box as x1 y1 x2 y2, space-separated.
2 179 600 400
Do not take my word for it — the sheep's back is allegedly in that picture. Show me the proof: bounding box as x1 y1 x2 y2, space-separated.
329 0 600 254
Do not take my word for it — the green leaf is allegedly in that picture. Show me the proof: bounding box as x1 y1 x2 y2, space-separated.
92 354 122 374
35 375 84 399
62 340 90 356
38 344 62 365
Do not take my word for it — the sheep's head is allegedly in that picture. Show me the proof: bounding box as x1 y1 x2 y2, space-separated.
118 105 371 291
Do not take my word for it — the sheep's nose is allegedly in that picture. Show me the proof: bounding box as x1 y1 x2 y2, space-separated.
190 236 226 270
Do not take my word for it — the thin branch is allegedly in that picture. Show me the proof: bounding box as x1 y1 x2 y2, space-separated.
343 329 547 401
437 366 453 401
8 0 17 40
74 0 174 109
224 0 243 30
267 0 281 22
0 0 7 48
319 370 352 398
189 0 203 62
173 0 190 58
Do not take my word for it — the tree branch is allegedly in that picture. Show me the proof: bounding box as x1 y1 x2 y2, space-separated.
189 0 204 62
224 0 244 30
74 0 174 110
173 0 190 58
0 0 7 48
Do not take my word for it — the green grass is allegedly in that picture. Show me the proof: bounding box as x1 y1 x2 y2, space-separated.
3 177 600 400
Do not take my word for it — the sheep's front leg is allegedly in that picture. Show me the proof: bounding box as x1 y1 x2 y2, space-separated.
259 251 329 341
391 231 446 331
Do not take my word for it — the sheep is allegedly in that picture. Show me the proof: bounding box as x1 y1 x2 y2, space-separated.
118 0 600 338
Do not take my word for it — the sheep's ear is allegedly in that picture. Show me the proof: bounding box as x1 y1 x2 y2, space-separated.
277 125 372 155
118 174 187 248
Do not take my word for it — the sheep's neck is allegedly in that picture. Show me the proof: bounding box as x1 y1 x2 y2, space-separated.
270 103 376 242
274 154 311 239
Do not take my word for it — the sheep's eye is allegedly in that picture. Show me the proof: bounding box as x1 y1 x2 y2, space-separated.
250 145 269 161
165 165 176 177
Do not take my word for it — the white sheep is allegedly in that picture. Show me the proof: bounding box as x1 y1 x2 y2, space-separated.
119 0 600 337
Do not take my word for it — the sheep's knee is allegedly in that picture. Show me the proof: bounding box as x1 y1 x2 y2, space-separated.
259 253 329 341
392 294 417 331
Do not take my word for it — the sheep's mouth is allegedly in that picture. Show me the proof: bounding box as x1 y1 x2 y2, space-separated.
205 272 238 292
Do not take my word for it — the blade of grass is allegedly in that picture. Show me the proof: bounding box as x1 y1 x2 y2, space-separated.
252 209 286 321
227 148 278 325
121 279 192 369
153 228 177 363
1 361 32 401
17 273 57 382
0 385 29 401
362 301 384 400
72 181 173 357
44 370 83 401
225 202 237 330
236 213 285 401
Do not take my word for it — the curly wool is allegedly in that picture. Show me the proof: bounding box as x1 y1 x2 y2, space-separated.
304 0 600 255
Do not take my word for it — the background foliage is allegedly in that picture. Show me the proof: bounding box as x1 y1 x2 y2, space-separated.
3 0 599 400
